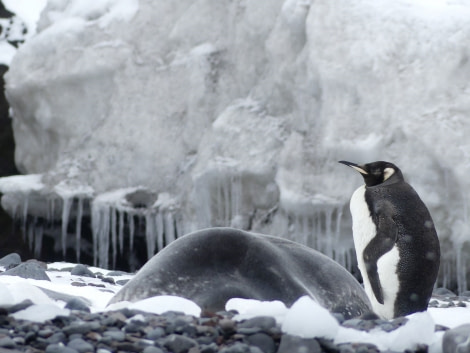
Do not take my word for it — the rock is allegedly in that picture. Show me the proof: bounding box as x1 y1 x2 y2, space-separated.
6 299 33 313
163 334 198 353
443 324 470 353
0 253 21 269
103 330 126 341
433 288 457 297
65 298 91 312
70 264 95 278
245 333 276 353
45 343 79 353
0 336 16 348
238 317 276 332
67 338 94 353
143 347 165 353
0 262 50 281
277 334 322 353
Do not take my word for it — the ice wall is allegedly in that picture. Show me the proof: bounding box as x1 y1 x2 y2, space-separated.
1 0 470 291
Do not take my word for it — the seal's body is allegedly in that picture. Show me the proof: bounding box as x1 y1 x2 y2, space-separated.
109 227 371 319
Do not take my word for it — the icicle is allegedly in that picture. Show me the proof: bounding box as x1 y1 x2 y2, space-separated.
91 204 99 267
156 211 164 251
145 212 156 260
111 208 117 268
118 210 124 255
223 179 231 225
27 219 34 250
75 197 83 263
128 212 135 252
98 207 110 268
164 211 176 245
22 195 29 237
61 197 73 258
34 224 43 258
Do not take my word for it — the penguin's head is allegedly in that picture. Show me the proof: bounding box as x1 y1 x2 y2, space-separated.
338 160 404 187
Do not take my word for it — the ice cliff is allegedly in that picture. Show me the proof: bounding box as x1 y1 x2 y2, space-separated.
1 0 469 290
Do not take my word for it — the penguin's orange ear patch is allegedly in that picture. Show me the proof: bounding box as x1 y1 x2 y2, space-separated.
383 167 395 181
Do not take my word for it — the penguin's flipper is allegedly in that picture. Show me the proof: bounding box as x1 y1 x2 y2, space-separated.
363 208 398 305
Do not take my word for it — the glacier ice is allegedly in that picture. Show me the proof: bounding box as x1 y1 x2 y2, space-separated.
0 0 469 290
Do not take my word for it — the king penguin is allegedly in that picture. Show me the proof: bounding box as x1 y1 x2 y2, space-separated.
339 160 440 319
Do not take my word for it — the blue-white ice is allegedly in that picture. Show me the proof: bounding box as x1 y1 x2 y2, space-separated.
0 0 469 291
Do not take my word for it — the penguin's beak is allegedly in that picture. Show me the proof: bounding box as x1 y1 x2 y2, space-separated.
338 161 369 175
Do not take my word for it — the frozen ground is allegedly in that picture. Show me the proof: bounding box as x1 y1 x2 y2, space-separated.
0 261 469 353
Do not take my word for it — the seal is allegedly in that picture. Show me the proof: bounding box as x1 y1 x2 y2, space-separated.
109 227 371 319
339 160 440 319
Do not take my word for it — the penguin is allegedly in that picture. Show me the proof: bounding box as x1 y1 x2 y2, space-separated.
339 160 440 319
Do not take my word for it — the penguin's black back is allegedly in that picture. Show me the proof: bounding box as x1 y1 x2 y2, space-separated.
365 180 440 317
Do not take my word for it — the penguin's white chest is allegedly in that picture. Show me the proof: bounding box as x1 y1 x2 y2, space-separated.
350 185 400 319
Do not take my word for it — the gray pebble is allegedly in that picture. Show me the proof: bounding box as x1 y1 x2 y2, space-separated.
163 334 198 353
103 330 126 341
443 323 470 353
0 336 17 348
146 327 166 340
67 338 94 353
0 262 50 281
45 343 80 353
65 298 91 312
245 332 276 353
143 347 165 353
277 334 322 353
238 316 276 332
71 264 95 278
219 342 252 353
0 253 21 268
46 332 67 344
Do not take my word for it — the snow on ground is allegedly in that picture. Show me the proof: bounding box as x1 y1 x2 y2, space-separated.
0 262 468 353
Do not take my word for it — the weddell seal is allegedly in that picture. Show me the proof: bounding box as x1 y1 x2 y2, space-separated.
109 227 372 318
339 161 440 319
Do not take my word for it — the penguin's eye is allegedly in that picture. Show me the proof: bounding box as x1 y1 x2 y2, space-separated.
383 167 395 181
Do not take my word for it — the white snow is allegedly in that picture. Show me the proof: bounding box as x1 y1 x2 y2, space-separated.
281 296 339 339
0 263 468 352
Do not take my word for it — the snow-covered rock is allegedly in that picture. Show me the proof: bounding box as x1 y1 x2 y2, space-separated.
1 0 470 290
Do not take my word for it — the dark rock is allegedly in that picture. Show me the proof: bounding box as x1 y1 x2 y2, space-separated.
65 298 91 312
200 343 218 353
106 270 129 276
7 299 33 313
116 279 130 286
0 336 16 348
434 288 457 297
63 321 101 335
219 342 252 353
45 343 79 353
103 330 126 341
0 253 21 268
163 334 198 353
46 332 67 344
101 277 115 284
143 347 165 353
0 262 50 281
238 317 276 332
443 324 470 353
70 264 95 278
219 318 237 333
245 333 276 353
277 334 322 353
146 327 165 340
67 338 94 353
